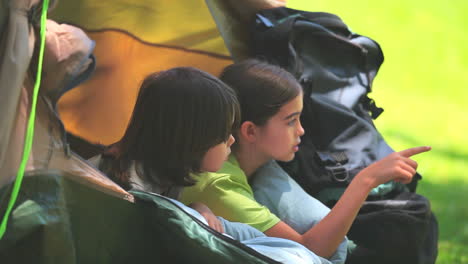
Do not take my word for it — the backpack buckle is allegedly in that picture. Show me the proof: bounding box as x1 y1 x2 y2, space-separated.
326 164 349 182
362 95 384 119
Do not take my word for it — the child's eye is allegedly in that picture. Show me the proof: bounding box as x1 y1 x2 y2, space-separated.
287 119 297 126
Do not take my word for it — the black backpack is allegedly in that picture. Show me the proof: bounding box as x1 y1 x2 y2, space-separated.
250 7 438 264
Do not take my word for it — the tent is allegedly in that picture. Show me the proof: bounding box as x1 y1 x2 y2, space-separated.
0 0 296 262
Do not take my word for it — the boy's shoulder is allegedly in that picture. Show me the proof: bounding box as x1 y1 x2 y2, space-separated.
192 171 232 189
189 155 248 193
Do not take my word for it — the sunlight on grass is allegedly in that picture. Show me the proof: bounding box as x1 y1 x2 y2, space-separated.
438 241 468 263
287 1 468 263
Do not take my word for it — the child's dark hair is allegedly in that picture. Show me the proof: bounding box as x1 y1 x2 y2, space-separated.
103 67 240 190
220 59 302 126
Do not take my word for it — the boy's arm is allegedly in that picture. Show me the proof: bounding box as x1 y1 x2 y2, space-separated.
189 202 224 233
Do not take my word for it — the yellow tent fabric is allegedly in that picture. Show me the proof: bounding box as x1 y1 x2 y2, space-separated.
55 30 231 145
50 0 233 145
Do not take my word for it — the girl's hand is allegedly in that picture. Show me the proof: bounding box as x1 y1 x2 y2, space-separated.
189 202 225 233
357 146 431 189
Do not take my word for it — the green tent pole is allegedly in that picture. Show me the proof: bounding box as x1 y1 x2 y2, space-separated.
0 0 50 239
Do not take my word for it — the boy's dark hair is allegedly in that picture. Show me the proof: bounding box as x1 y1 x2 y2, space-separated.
220 59 302 127
103 67 240 190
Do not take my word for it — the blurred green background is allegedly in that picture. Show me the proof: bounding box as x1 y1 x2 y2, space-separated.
288 1 468 263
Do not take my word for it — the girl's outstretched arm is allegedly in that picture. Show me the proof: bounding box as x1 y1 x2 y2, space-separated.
264 146 431 258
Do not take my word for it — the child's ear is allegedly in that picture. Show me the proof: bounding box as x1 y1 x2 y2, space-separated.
239 121 258 143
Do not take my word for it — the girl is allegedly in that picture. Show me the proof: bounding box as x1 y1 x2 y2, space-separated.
96 67 335 263
180 59 431 260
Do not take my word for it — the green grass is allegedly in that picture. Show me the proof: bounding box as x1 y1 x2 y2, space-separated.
288 1 468 263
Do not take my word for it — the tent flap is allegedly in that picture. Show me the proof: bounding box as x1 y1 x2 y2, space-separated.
0 171 273 263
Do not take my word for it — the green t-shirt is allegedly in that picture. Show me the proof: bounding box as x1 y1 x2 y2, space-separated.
180 155 280 232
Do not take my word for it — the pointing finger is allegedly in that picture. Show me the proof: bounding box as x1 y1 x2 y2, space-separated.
399 146 431 158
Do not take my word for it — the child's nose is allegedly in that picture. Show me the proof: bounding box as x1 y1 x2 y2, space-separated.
297 121 305 136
